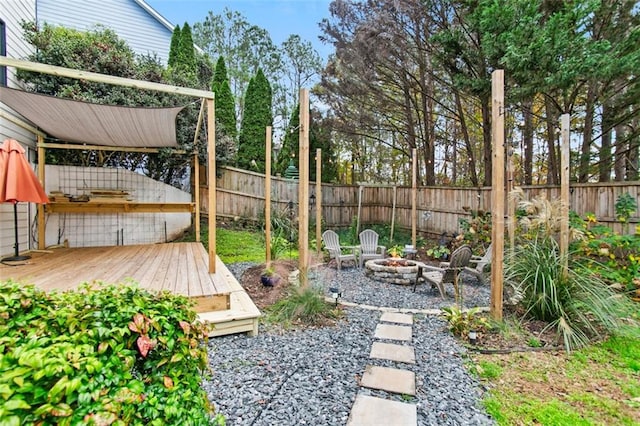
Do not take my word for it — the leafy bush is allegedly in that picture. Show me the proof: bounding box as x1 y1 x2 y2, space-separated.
459 209 492 249
441 306 489 340
0 280 223 425
504 237 637 352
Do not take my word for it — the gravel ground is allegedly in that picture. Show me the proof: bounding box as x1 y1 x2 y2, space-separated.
203 263 494 425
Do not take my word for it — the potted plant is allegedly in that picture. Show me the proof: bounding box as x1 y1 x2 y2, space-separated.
260 266 281 287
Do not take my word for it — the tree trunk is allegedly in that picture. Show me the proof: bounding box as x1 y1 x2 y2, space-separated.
599 103 612 182
580 83 597 182
455 90 479 186
614 123 627 181
544 98 559 184
523 98 534 185
481 95 492 186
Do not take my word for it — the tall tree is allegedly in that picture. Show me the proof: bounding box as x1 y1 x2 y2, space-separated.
211 57 237 139
237 69 272 172
168 25 181 68
179 23 196 71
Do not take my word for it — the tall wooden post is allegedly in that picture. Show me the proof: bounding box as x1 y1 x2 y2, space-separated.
207 98 216 273
560 114 570 278
193 99 205 243
490 70 505 320
298 89 310 287
411 148 417 247
507 136 515 253
37 135 46 250
315 148 322 257
265 126 272 267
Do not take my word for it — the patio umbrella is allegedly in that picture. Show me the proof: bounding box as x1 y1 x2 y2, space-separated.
1 139 49 262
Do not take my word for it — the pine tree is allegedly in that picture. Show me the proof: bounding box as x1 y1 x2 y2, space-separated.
275 105 300 175
238 69 272 172
211 57 237 139
168 25 181 68
179 23 196 70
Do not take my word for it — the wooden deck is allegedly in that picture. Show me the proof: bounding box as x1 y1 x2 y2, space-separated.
0 242 261 337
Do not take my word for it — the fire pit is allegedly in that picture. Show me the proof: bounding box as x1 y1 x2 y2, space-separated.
364 258 425 285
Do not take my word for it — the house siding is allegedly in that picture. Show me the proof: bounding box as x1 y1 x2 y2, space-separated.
38 0 173 64
0 0 37 258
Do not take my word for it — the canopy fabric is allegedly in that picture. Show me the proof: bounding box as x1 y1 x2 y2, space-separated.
0 87 186 148
0 139 49 204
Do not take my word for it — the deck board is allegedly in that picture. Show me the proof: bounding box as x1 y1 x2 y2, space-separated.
1 242 260 337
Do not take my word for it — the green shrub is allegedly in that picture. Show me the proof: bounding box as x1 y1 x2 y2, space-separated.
505 237 637 352
0 280 223 425
264 286 340 327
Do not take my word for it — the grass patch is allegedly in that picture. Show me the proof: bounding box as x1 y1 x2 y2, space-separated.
475 330 640 425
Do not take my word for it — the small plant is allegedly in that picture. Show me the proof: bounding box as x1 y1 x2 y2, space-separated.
615 192 637 234
527 337 542 348
388 244 403 258
264 286 341 327
441 306 489 340
260 266 281 287
475 360 502 380
426 245 450 260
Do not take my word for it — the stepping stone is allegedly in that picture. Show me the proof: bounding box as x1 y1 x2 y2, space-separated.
347 394 417 426
370 342 416 364
380 312 413 325
374 323 412 341
360 365 416 395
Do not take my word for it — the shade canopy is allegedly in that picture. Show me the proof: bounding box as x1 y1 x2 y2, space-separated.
0 86 186 148
0 139 49 204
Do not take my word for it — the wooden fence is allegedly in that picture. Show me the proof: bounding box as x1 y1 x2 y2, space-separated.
202 167 639 237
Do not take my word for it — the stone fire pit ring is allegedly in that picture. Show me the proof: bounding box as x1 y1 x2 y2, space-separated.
364 258 427 285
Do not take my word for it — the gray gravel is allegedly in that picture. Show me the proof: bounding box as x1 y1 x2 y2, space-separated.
204 262 494 425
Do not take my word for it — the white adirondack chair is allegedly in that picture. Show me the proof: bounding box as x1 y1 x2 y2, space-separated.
358 229 386 268
322 230 357 270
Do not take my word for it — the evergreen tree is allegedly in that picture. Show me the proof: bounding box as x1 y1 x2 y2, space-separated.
168 25 180 68
238 69 272 172
310 109 339 183
211 57 237 139
179 23 196 71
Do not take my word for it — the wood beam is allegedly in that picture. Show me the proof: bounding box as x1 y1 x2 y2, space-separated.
207 98 216 273
298 88 310 287
265 126 272 266
37 135 46 250
412 148 417 247
0 56 214 99
193 100 205 243
560 113 570 277
490 70 505 320
315 148 322 257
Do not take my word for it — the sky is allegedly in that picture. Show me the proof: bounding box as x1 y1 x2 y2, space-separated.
146 0 334 60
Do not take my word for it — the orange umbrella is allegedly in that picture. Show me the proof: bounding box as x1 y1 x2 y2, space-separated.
1 139 49 262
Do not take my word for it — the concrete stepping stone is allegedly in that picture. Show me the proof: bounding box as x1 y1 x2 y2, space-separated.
360 365 416 395
374 323 412 341
347 394 417 426
370 342 416 364
380 312 413 325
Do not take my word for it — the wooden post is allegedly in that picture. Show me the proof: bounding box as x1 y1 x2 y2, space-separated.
207 98 216 273
411 148 417 247
298 88 310 287
507 135 515 253
315 148 322 257
490 70 505 321
390 185 397 242
37 135 46 250
560 113 570 278
193 100 205 243
356 185 363 234
265 126 272 267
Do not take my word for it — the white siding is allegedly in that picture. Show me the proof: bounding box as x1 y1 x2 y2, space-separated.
37 0 173 64
0 0 37 258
